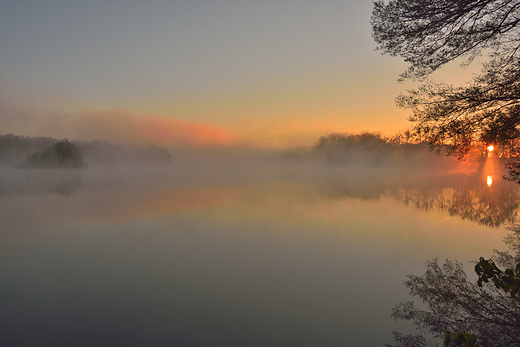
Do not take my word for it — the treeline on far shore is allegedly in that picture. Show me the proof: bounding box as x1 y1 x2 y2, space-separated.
0 134 171 168
0 132 493 171
280 132 476 169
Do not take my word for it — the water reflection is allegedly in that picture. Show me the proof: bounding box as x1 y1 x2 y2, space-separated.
386 227 520 347
386 259 520 347
384 155 520 347
0 169 84 197
482 153 500 187
0 165 516 346
388 184 520 227
2 167 519 228
319 171 519 228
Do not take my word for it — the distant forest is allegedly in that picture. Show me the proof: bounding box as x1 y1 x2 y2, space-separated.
0 134 171 167
281 132 481 168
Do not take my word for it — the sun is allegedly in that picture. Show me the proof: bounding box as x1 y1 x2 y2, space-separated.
487 145 494 157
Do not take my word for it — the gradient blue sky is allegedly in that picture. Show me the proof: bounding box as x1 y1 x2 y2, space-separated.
0 0 447 147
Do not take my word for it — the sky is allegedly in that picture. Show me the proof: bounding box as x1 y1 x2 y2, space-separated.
0 0 468 148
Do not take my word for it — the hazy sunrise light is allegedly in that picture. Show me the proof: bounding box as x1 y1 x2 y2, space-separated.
1 1 518 346
0 1 422 147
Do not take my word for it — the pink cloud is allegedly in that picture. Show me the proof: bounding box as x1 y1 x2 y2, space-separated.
77 109 238 146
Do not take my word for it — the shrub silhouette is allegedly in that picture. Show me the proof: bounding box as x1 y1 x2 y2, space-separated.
23 139 86 168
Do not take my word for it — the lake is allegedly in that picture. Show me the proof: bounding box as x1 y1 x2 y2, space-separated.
0 160 515 346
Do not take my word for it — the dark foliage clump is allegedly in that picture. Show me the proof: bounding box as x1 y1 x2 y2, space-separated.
292 132 456 170
23 139 86 169
312 132 392 164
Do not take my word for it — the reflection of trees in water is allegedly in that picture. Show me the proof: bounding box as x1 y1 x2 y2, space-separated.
319 174 520 228
388 185 520 228
386 258 520 347
0 170 83 197
503 226 520 264
380 177 520 346
387 227 520 347
53 175 82 197
319 180 387 201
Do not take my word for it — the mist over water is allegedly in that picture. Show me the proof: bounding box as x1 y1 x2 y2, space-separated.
0 147 514 346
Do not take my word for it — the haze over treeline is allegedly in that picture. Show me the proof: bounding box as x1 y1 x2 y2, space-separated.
0 134 171 167
0 131 477 176
281 132 473 171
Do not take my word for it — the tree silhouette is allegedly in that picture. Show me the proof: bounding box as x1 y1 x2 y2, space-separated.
372 0 520 160
23 139 86 168
372 1 520 344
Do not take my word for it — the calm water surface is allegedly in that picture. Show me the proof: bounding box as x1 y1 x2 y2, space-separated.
0 163 515 346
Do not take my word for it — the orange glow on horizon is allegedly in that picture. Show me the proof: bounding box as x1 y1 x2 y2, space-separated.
230 113 375 148
140 115 237 147
83 109 238 147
